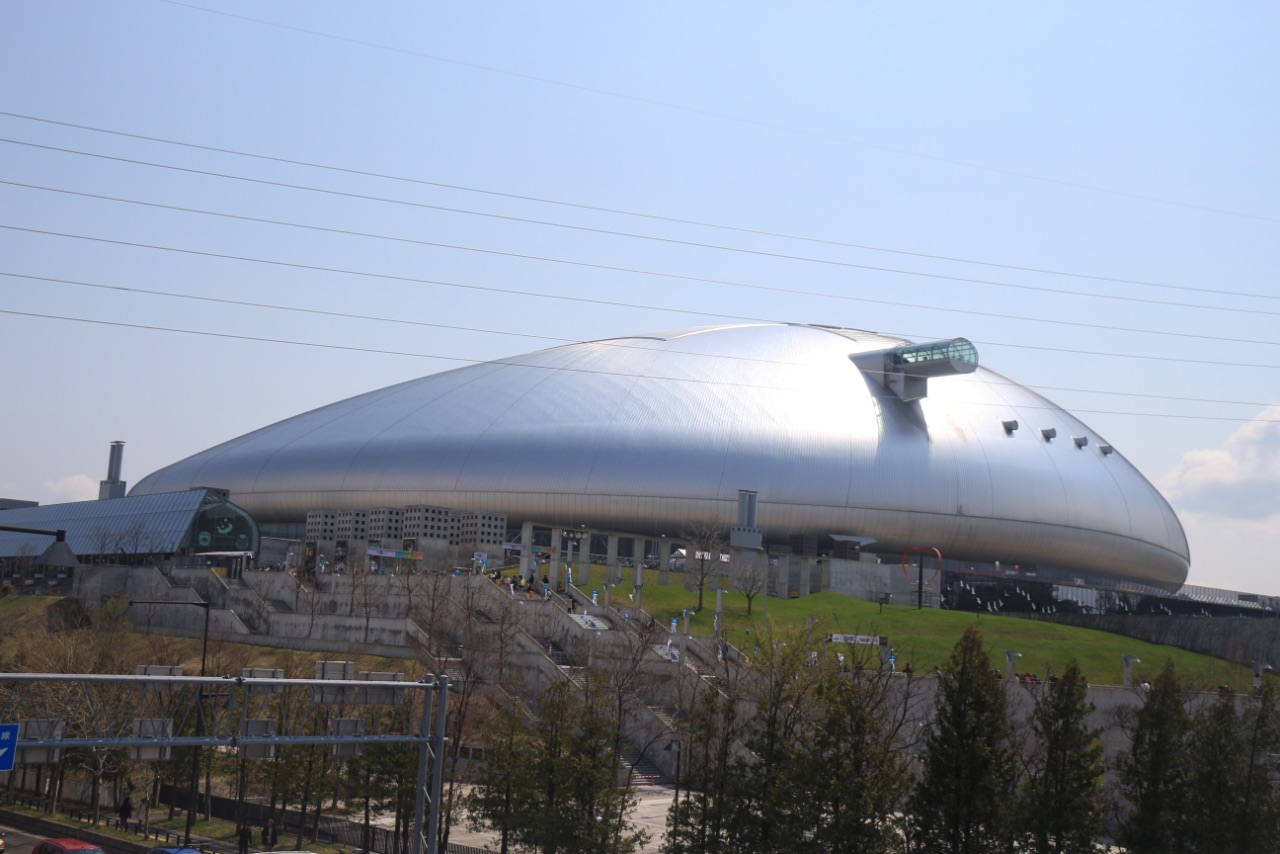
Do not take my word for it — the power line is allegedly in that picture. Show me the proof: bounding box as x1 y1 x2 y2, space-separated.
7 178 1280 348
4 227 1280 372
0 271 571 345
5 269 1274 411
3 306 1276 423
7 179 1280 345
3 110 1275 303
149 1 1280 226
0 158 1274 322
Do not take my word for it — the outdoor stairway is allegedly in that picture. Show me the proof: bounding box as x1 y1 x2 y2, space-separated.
683 653 718 683
621 744 668 787
647 703 677 728
561 664 588 687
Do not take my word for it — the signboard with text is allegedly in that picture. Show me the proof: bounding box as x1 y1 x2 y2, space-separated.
827 634 888 646
0 723 18 771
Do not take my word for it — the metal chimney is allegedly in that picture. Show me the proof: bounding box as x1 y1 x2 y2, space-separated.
730 489 762 549
99 440 127 500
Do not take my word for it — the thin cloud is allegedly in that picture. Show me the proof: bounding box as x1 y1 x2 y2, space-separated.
1160 405 1280 520
1178 510 1280 594
42 474 98 503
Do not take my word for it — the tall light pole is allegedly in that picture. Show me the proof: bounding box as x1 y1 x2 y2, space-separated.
1122 655 1141 690
131 599 210 844
1004 650 1022 682
664 740 682 806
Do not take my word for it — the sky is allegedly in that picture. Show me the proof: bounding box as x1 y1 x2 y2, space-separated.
1 2 1277 593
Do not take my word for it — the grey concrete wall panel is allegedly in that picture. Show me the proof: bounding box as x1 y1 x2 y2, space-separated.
131 323 1189 588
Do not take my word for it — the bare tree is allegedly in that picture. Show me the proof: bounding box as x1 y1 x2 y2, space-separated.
408 560 454 662
591 618 666 747
89 526 115 565
143 530 170 568
13 543 35 583
293 569 328 638
729 551 767 616
118 519 147 564
682 522 726 611
425 574 507 851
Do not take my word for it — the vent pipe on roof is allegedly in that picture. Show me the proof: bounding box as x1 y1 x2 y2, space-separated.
99 440 127 500
737 489 758 528
731 489 762 550
107 441 124 481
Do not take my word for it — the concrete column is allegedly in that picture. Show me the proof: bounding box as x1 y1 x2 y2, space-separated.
578 532 591 588
762 554 770 618
519 520 533 580
774 553 789 599
633 552 644 617
681 609 691 661
819 557 832 592
606 534 620 585
658 538 672 585
799 556 813 596
548 526 563 590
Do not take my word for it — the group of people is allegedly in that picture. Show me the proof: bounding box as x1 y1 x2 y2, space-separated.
115 789 150 831
496 572 552 600
236 818 279 854
1012 672 1062 685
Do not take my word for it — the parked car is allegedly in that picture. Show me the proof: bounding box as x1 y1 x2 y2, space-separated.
34 839 105 854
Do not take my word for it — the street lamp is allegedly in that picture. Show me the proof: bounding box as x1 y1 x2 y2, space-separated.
131 599 210 845
1122 655 1141 690
664 740 682 805
1004 650 1022 682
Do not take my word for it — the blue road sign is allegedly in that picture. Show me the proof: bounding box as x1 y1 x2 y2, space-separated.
0 724 18 771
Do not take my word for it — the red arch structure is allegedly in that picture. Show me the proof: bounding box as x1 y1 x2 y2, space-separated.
900 547 942 610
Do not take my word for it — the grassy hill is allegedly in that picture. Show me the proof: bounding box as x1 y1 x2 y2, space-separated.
0 572 1249 691
574 565 1249 690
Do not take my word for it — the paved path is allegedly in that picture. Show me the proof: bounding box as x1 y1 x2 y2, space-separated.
437 785 675 853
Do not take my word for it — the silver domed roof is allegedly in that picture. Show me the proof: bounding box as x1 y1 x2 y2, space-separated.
132 323 1189 588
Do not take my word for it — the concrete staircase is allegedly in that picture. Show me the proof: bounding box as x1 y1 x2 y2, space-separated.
620 743 668 787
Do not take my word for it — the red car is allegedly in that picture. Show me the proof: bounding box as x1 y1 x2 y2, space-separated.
34 840 105 854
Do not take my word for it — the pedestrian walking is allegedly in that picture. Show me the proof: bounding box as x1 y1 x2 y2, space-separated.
261 818 278 851
238 824 253 854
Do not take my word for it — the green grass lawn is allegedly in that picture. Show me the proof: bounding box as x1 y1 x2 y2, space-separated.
0 799 346 854
564 564 1248 690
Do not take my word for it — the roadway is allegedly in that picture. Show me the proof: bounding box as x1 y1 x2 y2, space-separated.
2 823 56 854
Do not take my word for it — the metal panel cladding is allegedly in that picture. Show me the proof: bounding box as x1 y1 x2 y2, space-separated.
131 323 1189 587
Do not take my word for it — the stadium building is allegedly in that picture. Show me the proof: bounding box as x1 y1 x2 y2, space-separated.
130 323 1190 595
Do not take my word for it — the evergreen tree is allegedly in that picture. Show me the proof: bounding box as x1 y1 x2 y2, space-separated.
735 626 824 853
1184 688 1247 853
786 650 911 853
1181 676 1280 854
1116 659 1192 854
661 687 749 854
466 681 648 854
908 626 1017 854
1235 677 1280 853
665 627 911 854
1016 659 1105 853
